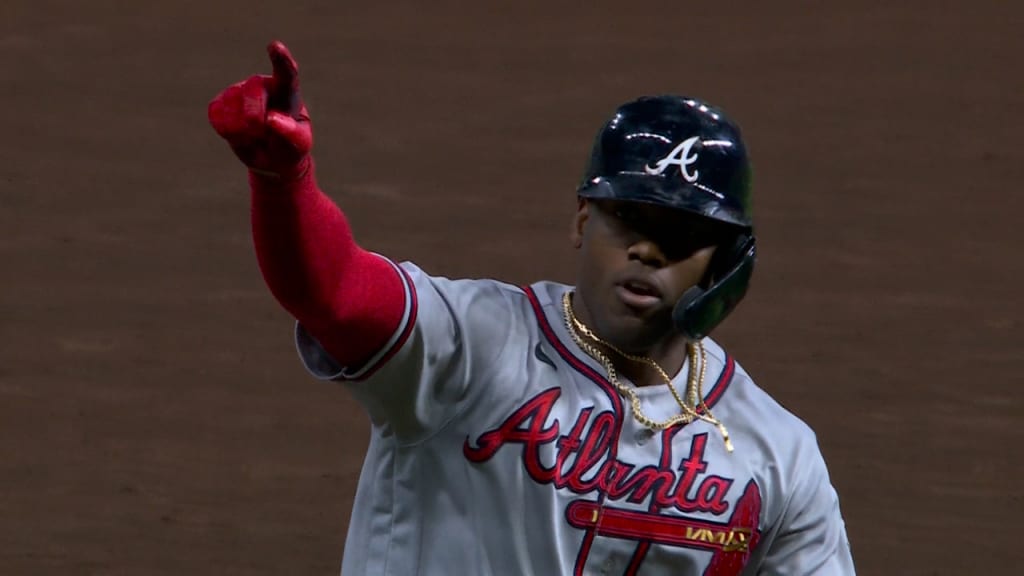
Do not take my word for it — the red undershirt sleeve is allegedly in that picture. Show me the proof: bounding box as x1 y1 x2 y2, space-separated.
247 159 406 369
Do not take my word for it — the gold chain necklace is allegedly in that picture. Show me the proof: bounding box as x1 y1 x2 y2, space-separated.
562 291 733 452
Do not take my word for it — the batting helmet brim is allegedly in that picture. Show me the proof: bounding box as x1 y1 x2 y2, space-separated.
577 174 752 229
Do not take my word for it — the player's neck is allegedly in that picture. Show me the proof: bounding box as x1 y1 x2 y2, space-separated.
568 291 689 388
611 338 689 388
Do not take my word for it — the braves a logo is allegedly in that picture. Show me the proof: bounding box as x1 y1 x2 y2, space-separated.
644 136 701 182
464 388 761 575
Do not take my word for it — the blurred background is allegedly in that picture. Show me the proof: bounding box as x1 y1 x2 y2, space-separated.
2 1 1021 574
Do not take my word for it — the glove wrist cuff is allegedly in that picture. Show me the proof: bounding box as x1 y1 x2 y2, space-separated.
249 155 312 183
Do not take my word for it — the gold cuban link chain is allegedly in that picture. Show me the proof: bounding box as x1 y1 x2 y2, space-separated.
562 291 733 452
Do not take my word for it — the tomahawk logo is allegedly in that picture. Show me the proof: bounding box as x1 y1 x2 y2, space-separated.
644 136 701 182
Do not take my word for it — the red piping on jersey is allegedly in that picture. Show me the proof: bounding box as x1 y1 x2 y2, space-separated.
522 287 624 416
249 161 408 369
341 263 419 382
701 354 734 412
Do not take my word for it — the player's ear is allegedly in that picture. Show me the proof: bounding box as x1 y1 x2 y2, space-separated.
570 197 588 249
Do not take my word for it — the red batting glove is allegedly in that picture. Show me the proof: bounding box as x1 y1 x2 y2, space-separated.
208 41 313 180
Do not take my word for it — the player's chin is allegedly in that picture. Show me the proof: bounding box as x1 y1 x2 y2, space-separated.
603 306 673 351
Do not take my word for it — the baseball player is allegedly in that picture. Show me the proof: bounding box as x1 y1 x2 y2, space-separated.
209 41 856 575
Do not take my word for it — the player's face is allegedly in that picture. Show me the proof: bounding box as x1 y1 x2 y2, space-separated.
571 198 720 353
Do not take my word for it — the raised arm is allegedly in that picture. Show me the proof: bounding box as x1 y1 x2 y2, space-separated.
207 41 405 369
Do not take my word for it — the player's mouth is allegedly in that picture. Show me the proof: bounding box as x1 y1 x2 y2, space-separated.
615 277 663 310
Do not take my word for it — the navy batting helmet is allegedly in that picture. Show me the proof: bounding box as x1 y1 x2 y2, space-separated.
577 95 757 340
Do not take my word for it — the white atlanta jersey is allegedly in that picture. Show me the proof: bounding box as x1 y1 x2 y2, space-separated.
295 259 856 575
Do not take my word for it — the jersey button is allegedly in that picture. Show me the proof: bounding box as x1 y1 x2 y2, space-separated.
635 428 654 445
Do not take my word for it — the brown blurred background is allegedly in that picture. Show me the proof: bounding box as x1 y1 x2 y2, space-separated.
2 1 1021 574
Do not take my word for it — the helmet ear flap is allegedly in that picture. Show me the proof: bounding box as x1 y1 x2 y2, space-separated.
700 232 748 287
674 234 756 340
